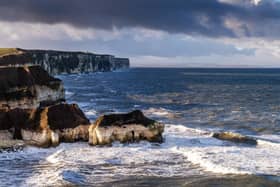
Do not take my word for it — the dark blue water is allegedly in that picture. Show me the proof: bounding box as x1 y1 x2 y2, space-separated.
62 68 280 135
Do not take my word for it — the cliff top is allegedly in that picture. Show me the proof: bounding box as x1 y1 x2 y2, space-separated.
0 48 114 57
0 65 61 90
0 48 23 57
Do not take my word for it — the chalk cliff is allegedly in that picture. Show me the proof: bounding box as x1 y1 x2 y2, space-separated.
0 48 130 75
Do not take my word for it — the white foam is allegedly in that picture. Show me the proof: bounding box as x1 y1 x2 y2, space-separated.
164 125 280 175
1 124 280 186
144 107 180 119
65 91 74 99
84 109 97 117
23 142 198 186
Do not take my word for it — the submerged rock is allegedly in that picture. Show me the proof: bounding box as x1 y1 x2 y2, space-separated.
89 110 165 145
0 65 65 110
212 132 257 145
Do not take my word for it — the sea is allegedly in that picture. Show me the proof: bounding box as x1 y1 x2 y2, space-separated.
1 68 280 186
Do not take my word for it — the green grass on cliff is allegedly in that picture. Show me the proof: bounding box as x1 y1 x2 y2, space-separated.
0 48 21 57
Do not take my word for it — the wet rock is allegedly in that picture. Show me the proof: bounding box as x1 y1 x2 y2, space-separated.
89 110 165 146
0 104 90 148
0 64 92 149
212 132 257 145
0 65 65 110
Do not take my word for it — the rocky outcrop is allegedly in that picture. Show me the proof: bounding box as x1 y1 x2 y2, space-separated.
89 110 164 145
0 48 130 75
0 65 65 110
0 65 90 149
0 104 90 148
0 63 164 150
212 132 257 145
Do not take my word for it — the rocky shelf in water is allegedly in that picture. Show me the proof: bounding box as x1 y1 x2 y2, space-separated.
0 48 130 75
0 64 164 151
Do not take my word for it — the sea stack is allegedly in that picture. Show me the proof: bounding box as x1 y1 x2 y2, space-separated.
89 110 165 146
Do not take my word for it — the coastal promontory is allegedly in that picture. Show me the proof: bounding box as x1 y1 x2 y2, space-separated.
0 51 164 150
0 48 130 75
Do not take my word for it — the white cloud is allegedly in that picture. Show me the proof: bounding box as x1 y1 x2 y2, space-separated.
132 52 280 68
218 0 262 6
253 0 262 5
0 21 127 42
0 21 280 67
223 37 280 58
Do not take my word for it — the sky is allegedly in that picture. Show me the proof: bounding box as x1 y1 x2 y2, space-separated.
1 0 280 67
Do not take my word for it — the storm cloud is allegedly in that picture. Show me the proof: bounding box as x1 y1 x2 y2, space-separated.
0 0 280 38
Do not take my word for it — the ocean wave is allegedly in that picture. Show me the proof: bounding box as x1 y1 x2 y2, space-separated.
143 107 181 119
84 109 97 117
0 124 279 186
65 91 75 99
164 125 280 175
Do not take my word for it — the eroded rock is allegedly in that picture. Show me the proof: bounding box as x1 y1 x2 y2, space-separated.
212 132 257 145
89 110 165 145
0 65 65 110
0 104 90 148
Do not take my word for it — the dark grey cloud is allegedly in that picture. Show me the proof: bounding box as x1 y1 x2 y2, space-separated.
0 0 280 38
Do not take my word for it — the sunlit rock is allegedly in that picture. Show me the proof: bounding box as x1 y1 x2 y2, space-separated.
0 104 90 148
0 65 65 110
89 110 165 146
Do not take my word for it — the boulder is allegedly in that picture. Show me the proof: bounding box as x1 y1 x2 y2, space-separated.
0 65 65 110
89 110 164 146
0 104 90 148
212 132 257 145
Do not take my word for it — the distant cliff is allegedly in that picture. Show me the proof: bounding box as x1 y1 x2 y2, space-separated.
0 48 130 75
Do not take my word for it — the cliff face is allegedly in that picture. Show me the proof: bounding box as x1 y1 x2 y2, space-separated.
0 48 130 75
0 65 90 147
0 66 65 110
0 52 164 149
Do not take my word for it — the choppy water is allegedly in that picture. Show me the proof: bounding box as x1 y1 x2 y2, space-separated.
1 68 280 186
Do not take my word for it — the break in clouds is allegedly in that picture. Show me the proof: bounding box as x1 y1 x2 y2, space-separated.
0 0 280 38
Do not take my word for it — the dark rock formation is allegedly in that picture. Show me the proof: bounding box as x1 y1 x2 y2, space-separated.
0 58 163 150
89 110 165 145
0 65 91 149
0 65 65 110
0 104 90 148
0 48 130 75
212 132 257 145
